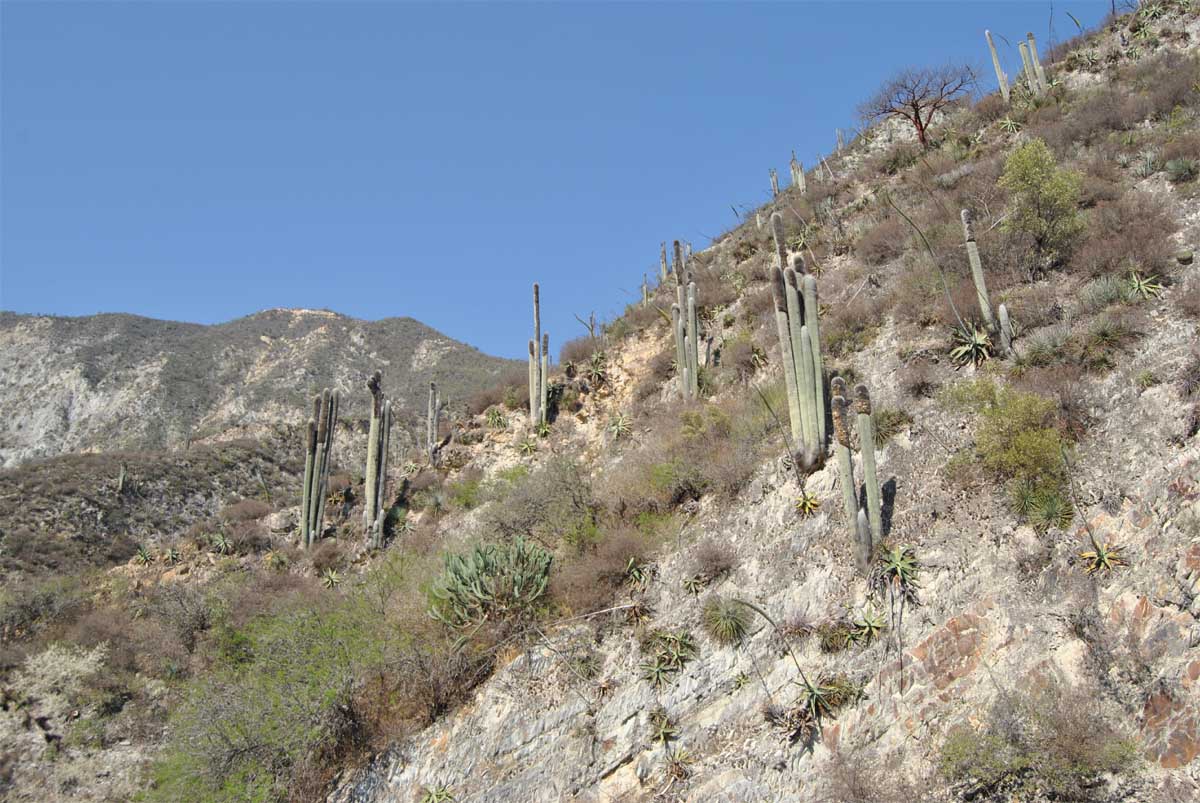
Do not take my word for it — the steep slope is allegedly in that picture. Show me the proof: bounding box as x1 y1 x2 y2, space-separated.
4 5 1200 803
0 309 519 467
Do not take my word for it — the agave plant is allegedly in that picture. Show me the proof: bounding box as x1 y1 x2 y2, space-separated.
1029 491 1074 532
681 574 706 595
1080 541 1127 575
320 568 342 589
608 412 632 441
485 407 506 429
535 420 552 438
702 595 752 646
518 437 538 456
1125 271 1164 301
586 351 609 385
869 544 921 604
624 557 654 588
428 536 552 628
208 531 233 555
850 605 887 645
950 325 992 367
134 545 154 566
998 117 1022 134
163 548 182 565
648 706 679 745
263 549 288 571
794 491 820 518
420 786 457 803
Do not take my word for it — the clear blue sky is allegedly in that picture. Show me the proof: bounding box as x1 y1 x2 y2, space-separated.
1 1 1110 359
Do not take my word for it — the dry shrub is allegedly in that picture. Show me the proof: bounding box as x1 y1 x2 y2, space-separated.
1031 87 1137 153
825 747 924 803
1078 153 1125 207
823 293 885 356
718 336 758 384
740 285 774 327
973 92 1007 123
466 363 528 416
549 527 650 616
1070 191 1178 277
1164 132 1200 164
220 499 270 521
890 266 980 329
1013 364 1092 440
691 538 736 580
309 539 344 574
560 335 603 366
901 359 939 399
1129 50 1199 120
855 217 908 266
691 266 740 314
1003 282 1062 332
1175 278 1200 318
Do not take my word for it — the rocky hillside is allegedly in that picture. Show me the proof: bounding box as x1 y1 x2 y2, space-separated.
0 309 519 467
3 4 1200 803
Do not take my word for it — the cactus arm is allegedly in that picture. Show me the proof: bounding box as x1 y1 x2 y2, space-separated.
672 303 687 397
687 281 700 398
830 386 865 569
364 371 382 532
771 267 804 444
784 269 814 449
998 303 1014 357
532 283 542 427
801 273 826 447
854 385 882 545
540 334 549 423
770 212 787 270
300 417 316 547
1027 32 1047 89
985 30 1010 103
961 209 996 332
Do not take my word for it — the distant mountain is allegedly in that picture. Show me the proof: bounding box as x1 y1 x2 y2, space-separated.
0 309 519 467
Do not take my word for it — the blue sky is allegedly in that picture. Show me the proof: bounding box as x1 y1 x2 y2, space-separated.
1 1 1111 359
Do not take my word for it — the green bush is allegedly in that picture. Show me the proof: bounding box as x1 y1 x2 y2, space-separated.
428 537 552 629
939 682 1136 800
1000 138 1083 268
479 456 598 549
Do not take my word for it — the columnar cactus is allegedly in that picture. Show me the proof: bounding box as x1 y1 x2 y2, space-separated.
830 379 869 571
985 30 1010 103
769 213 826 459
1027 32 1047 89
670 241 700 400
854 384 882 545
364 372 393 548
660 242 669 284
790 151 806 194
830 377 881 572
961 209 996 333
301 388 339 549
530 283 543 426
642 274 649 307
836 128 844 154
540 333 549 422
998 303 1015 356
769 167 780 197
1018 41 1042 96
427 381 440 463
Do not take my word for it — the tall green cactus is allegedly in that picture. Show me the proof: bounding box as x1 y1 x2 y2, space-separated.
671 241 700 400
985 30 1010 103
530 283 543 426
364 371 392 548
427 381 440 463
854 384 882 545
1027 32 1047 89
364 371 383 533
998 303 1014 356
790 151 806 194
830 380 869 572
672 303 687 397
686 281 700 398
301 388 339 549
642 274 649 307
769 167 780 197
961 209 996 333
540 333 549 422
660 242 669 284
1018 41 1042 96
770 213 826 461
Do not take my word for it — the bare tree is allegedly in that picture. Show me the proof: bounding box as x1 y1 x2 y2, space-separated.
858 64 975 148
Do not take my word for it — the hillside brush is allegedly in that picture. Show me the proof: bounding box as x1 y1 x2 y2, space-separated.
301 387 339 549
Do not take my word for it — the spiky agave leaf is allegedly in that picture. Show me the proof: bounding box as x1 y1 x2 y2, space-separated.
702 596 752 646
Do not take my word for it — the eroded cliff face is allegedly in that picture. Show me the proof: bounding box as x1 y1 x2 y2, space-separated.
0 309 517 468
327 305 1200 803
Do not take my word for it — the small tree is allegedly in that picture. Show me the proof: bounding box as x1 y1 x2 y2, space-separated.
859 64 975 148
1000 138 1083 270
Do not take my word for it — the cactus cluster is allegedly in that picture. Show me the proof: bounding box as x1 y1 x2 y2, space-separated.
363 371 393 548
670 240 700 399
300 388 339 549
528 283 549 427
961 208 1014 356
428 536 552 628
830 378 882 572
790 151 806 194
1019 32 1047 96
426 381 440 464
768 213 826 461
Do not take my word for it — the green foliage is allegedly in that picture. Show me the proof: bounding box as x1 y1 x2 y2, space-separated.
485 407 506 429
872 407 913 446
870 545 921 604
320 568 342 589
446 475 484 510
481 455 597 550
608 412 633 441
1080 541 1127 575
518 437 538 456
1125 271 1164 301
701 596 752 646
1000 138 1083 265
938 683 1137 800
639 630 697 688
1166 157 1199 184
850 606 886 645
794 491 820 518
134 545 154 566
1027 488 1075 533
420 787 457 803
428 537 552 629
951 325 992 367
648 706 679 745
